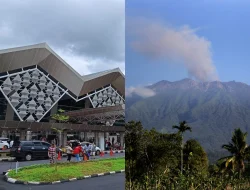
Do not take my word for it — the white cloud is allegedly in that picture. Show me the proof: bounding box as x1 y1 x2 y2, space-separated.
0 0 125 74
55 48 125 75
126 86 156 98
127 18 218 82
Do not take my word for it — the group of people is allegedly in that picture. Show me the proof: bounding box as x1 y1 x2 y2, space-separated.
47 142 93 164
66 142 93 162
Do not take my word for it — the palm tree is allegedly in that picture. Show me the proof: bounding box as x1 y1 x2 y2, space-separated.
219 128 250 178
172 121 192 174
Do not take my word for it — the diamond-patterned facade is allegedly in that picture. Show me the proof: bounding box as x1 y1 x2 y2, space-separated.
0 68 65 121
0 68 125 122
89 86 125 108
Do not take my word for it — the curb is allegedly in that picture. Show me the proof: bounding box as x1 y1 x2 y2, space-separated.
4 169 125 185
0 158 15 161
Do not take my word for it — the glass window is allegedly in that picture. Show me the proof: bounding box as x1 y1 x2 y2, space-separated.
33 142 42 146
0 91 7 120
22 142 33 146
42 142 50 147
13 141 21 147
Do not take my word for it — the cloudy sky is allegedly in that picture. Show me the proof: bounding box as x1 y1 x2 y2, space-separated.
0 0 125 75
126 0 250 97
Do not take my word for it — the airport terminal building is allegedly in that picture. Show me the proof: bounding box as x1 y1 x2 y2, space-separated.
0 43 125 150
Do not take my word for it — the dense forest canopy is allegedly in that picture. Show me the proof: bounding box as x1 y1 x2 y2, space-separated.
125 120 250 190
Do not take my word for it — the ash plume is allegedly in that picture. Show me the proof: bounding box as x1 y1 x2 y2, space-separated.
128 18 219 82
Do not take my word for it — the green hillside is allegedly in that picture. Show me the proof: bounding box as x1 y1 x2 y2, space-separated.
126 80 250 162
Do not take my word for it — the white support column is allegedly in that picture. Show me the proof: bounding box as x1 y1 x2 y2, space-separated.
120 132 125 149
1 130 7 138
20 130 26 141
26 131 31 141
80 132 84 141
95 132 99 146
45 131 49 139
58 131 63 147
106 132 110 141
98 133 105 151
63 131 67 147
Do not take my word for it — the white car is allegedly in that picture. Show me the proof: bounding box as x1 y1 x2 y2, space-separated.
80 142 101 156
0 137 13 148
0 140 9 150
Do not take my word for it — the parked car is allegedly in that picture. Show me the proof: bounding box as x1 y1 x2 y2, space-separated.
0 137 13 148
80 141 101 156
10 141 61 161
0 140 10 150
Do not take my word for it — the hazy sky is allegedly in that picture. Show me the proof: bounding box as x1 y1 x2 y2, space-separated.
126 0 250 90
0 0 125 75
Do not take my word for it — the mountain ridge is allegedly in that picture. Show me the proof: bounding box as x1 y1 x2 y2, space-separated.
147 78 249 92
126 78 250 162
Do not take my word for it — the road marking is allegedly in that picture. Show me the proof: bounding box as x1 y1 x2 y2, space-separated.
52 181 61 184
28 181 40 184
7 178 16 183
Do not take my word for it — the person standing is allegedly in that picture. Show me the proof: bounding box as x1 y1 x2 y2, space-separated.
108 141 111 150
9 140 13 148
48 143 56 164
83 143 92 160
73 143 83 162
105 139 108 150
66 143 73 162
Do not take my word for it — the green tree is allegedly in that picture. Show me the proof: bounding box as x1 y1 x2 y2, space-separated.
51 109 69 123
183 139 208 177
219 128 250 178
125 121 145 190
125 121 181 189
143 129 181 189
172 121 192 174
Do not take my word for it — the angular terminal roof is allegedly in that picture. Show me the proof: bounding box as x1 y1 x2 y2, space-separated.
0 43 125 97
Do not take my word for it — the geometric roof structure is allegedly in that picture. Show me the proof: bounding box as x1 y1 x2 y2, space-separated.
0 43 125 122
0 43 124 97
64 105 125 124
0 120 125 132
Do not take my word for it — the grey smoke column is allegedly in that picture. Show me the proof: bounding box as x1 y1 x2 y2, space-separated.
129 19 219 82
